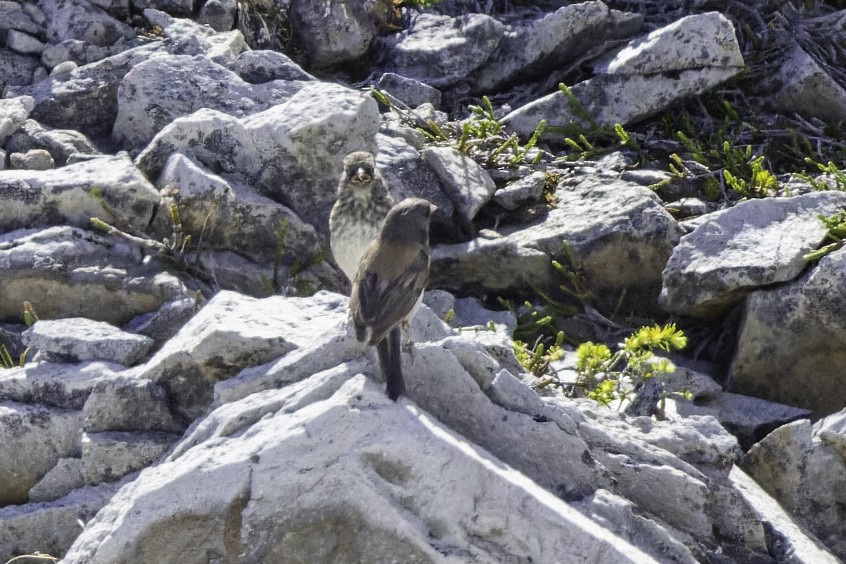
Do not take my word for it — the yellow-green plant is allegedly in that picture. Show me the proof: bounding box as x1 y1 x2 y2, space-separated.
514 331 565 379
804 211 846 262
1 302 38 369
574 323 687 408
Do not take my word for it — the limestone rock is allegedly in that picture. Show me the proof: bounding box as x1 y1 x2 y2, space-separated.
0 47 41 87
0 481 126 563
6 9 247 137
727 246 846 417
0 401 83 505
83 377 182 433
661 191 846 319
421 146 496 230
0 360 122 410
379 12 504 88
155 153 322 265
227 49 315 83
504 12 744 138
0 95 35 144
27 457 85 502
7 29 46 55
0 153 159 232
289 0 378 68
197 0 237 32
43 0 135 47
136 82 381 231
81 431 177 484
62 377 657 564
742 416 846 560
375 72 442 108
472 1 643 93
9 148 54 170
112 54 307 149
431 175 682 317
769 44 846 123
491 170 547 210
5 119 100 166
0 226 189 324
22 318 154 366
132 290 350 420
0 1 43 34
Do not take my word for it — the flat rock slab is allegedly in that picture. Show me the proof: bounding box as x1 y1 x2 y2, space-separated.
661 191 846 318
0 153 160 233
0 360 122 409
23 318 154 366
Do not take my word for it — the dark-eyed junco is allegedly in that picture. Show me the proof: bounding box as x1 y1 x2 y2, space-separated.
329 151 394 282
349 198 437 400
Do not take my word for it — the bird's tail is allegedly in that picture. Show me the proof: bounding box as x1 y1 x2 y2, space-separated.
377 326 404 401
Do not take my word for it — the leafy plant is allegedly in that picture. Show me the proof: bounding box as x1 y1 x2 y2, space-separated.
804 210 846 262
574 323 687 408
1 301 38 369
798 158 846 191
514 331 565 379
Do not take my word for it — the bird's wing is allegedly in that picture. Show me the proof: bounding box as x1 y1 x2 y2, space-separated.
352 246 429 345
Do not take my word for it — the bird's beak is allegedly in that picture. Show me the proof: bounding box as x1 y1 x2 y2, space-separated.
352 167 371 184
429 203 438 214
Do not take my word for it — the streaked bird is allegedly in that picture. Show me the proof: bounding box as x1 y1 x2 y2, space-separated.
329 151 393 282
349 198 437 400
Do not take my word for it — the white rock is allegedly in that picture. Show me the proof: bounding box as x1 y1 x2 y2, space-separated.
23 318 153 366
62 376 658 563
661 191 846 318
421 146 496 225
0 153 160 232
503 12 743 138
431 176 682 317
769 44 846 122
6 29 46 55
0 360 122 410
381 13 504 87
289 0 378 67
81 431 176 484
741 418 846 560
113 54 308 149
0 481 125 563
28 457 85 502
0 95 35 144
0 401 83 505
727 245 846 416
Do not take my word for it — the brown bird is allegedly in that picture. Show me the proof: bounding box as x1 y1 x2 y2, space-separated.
349 198 437 400
329 151 393 282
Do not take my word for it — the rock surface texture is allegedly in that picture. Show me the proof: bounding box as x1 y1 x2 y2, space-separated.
1 0 846 561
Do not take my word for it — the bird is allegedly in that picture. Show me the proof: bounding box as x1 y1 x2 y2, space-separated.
349 197 437 401
329 151 394 283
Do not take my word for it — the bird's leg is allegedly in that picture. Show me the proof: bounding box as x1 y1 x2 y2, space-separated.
401 320 415 363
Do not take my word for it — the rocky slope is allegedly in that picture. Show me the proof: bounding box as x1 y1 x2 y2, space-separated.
1 0 846 561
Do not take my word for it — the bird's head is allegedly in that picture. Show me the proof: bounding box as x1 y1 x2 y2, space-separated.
342 151 376 190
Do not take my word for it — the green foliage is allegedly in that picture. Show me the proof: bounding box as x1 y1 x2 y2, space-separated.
514 331 565 379
798 158 846 191
444 308 455 324
455 96 546 168
804 210 846 262
574 323 687 408
1 302 37 370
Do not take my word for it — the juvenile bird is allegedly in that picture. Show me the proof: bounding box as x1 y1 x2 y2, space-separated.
349 198 437 401
329 151 393 282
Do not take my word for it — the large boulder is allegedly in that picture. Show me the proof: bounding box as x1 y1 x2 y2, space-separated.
431 174 683 317
135 82 381 231
503 12 745 138
660 191 846 319
727 245 846 417
742 414 846 560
